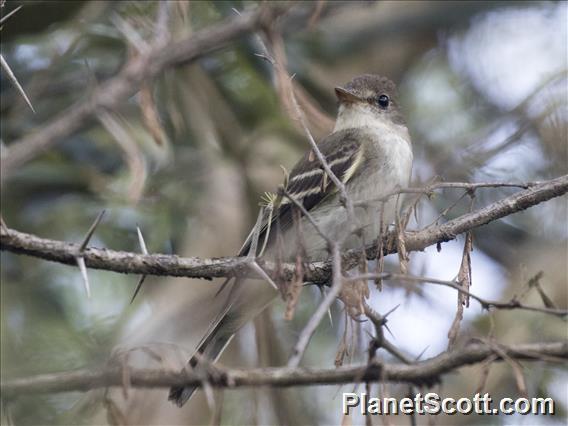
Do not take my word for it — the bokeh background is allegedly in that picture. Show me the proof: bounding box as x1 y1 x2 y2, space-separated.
1 1 567 425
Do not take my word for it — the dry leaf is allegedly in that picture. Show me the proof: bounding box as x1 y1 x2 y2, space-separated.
340 279 370 318
447 232 473 348
396 223 408 274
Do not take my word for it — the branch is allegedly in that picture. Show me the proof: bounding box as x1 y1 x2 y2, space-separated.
354 180 545 207
1 4 287 181
2 176 566 283
2 341 565 397
352 174 568 267
349 272 568 318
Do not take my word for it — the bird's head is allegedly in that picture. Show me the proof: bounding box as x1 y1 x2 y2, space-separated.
334 74 406 132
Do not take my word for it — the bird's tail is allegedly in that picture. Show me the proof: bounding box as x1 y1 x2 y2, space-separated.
168 314 234 407
168 276 276 407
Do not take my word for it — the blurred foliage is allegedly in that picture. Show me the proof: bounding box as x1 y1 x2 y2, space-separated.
1 1 567 425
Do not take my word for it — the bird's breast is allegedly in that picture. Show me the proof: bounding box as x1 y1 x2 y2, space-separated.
353 129 413 201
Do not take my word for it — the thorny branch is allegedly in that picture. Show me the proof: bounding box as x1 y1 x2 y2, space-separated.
2 342 566 397
2 176 567 285
2 174 566 398
3 176 565 402
364 303 413 364
349 272 567 318
354 180 547 207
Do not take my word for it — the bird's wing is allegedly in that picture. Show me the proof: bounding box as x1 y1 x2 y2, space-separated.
239 128 365 257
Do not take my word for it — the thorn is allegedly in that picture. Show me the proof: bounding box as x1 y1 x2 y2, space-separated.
0 215 8 233
130 275 147 305
76 256 91 298
0 5 23 26
0 54 36 114
415 345 430 361
202 380 215 412
79 210 106 252
247 207 265 259
383 303 400 320
136 225 149 255
249 261 278 291
75 210 105 299
317 286 333 327
130 225 149 304
215 277 233 298
383 323 395 340
535 283 557 309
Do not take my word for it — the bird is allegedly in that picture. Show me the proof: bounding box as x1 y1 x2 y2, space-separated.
168 74 413 406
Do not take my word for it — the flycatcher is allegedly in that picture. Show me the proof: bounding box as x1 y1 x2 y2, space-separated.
169 74 413 406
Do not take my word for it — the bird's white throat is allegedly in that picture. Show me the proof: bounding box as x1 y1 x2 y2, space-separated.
334 104 410 144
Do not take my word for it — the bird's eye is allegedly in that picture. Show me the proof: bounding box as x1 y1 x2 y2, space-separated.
377 94 390 108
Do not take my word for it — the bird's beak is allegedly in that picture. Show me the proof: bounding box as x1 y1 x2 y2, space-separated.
334 87 360 103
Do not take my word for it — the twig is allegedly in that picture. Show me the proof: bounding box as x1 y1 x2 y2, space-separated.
349 272 568 318
356 175 568 266
2 342 566 396
154 0 171 45
483 340 529 398
355 180 545 207
288 80 355 221
111 14 148 53
97 112 147 203
364 303 411 364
